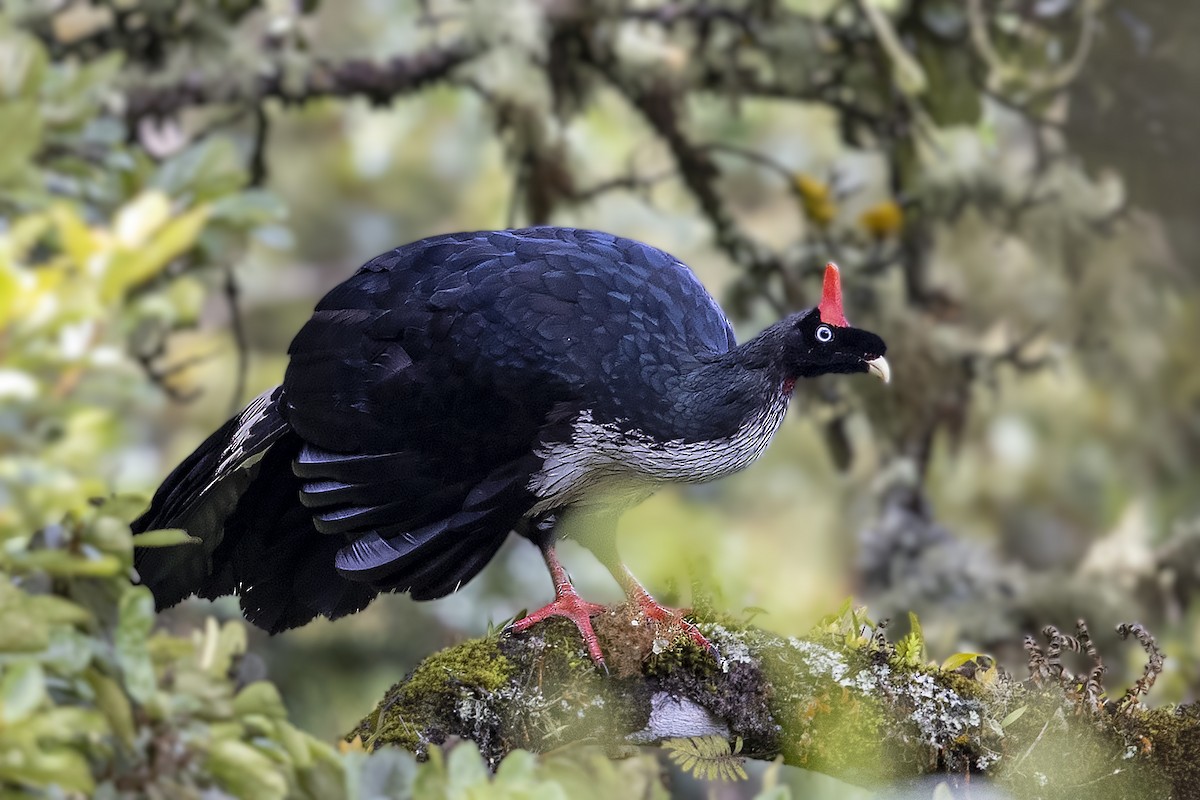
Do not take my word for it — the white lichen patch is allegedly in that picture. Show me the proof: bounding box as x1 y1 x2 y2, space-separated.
976 751 1001 771
787 638 850 684
455 694 503 738
779 635 988 753
901 672 982 747
843 663 887 694
701 624 754 671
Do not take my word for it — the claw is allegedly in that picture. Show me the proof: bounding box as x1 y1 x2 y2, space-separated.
506 588 609 668
513 542 610 670
631 597 720 662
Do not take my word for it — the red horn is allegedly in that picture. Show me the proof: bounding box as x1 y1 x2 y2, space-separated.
818 262 848 326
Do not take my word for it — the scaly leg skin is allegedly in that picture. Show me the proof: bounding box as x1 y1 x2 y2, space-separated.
506 543 609 669
610 561 720 662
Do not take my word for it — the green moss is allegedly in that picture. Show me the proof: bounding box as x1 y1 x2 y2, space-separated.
642 638 720 680
990 689 1180 799
1112 704 1200 797
353 637 515 752
534 616 602 675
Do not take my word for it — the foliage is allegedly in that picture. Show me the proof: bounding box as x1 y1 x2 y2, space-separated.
410 743 669 800
2 0 1199 797
0 10 329 798
894 612 925 668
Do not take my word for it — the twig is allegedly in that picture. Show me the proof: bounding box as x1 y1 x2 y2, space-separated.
967 0 1098 94
248 105 270 187
224 267 248 415
571 170 675 204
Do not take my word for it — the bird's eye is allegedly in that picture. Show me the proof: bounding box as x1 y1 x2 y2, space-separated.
815 324 834 343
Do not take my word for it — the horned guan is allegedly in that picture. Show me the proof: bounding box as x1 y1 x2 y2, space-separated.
133 227 889 667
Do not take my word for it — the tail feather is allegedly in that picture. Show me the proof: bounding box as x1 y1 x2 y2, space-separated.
201 439 375 632
132 386 289 608
132 386 376 632
133 386 529 633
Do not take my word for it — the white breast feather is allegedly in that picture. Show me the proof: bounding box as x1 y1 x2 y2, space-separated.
528 393 790 514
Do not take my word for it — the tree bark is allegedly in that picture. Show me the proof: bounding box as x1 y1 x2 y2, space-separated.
349 608 1198 798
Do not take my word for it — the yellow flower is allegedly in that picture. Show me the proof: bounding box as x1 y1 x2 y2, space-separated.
339 735 366 753
792 174 838 228
859 199 904 240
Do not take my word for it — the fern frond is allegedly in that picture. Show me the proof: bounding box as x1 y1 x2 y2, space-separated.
663 735 747 782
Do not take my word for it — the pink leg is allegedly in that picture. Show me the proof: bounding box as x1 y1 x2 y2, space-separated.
507 544 608 668
611 564 717 657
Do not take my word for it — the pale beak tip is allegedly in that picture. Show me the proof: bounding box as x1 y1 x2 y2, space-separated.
866 356 891 384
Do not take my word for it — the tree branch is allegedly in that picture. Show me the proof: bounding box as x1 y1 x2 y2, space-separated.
124 41 482 123
579 47 805 313
350 610 1196 796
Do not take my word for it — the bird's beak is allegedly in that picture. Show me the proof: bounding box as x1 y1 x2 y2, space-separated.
865 356 891 384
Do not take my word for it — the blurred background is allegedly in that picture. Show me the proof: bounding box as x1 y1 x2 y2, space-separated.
2 0 1198 795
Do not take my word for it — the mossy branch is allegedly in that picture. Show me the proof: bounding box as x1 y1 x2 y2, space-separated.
124 41 480 122
351 608 1200 798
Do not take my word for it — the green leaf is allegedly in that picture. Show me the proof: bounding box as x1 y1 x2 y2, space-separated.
51 202 97 265
133 528 200 548
101 204 210 301
233 681 288 721
20 706 109 740
356 748 418 799
0 584 50 652
0 661 47 724
4 550 124 577
86 515 134 554
115 588 157 705
0 100 42 183
0 746 95 795
207 739 289 800
411 745 448 799
275 721 314 770
896 612 925 667
446 740 489 793
152 138 245 202
0 30 49 98
40 629 95 675
210 190 287 226
114 190 171 248
206 620 248 677
917 34 982 125
663 736 747 782
25 595 93 627
91 493 151 522
85 668 136 749
941 652 983 672
495 749 539 783
1001 705 1029 728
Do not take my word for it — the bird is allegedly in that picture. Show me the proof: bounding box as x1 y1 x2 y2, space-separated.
132 227 889 668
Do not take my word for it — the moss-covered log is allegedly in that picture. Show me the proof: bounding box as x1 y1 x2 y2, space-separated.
351 607 1199 798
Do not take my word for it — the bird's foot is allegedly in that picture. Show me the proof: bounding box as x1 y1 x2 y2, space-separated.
507 589 609 670
631 595 718 661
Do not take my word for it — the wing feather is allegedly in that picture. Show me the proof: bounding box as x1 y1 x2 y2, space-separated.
280 227 734 589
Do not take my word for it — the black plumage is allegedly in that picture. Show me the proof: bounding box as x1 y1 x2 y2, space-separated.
133 227 889 661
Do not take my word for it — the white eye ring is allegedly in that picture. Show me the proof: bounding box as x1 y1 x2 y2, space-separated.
815 324 834 343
